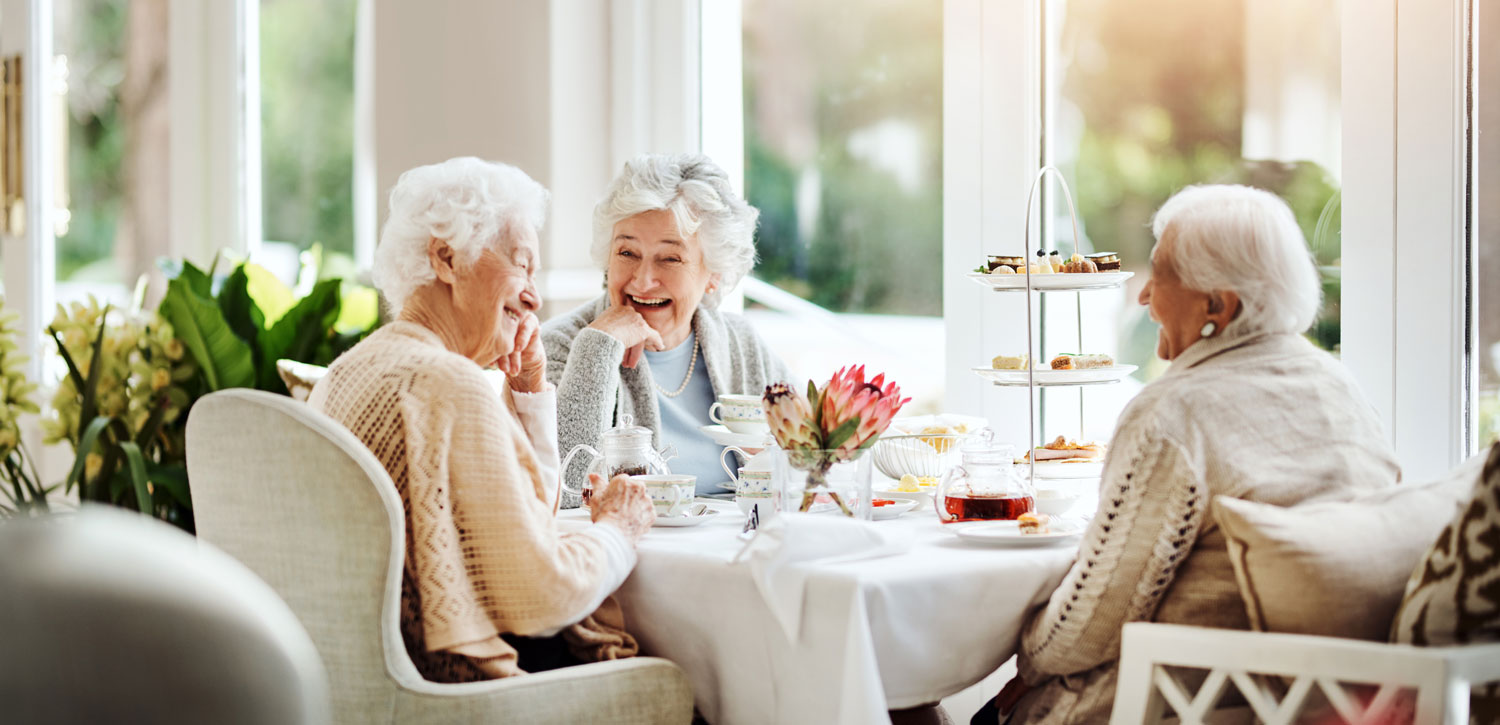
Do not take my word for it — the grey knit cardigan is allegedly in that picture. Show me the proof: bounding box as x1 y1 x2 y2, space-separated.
541 295 791 508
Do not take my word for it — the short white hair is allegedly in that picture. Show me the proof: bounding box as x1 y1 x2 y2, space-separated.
592 153 759 307
373 157 549 315
1151 184 1322 335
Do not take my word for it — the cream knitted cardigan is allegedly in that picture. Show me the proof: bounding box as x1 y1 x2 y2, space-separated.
309 321 639 681
1008 322 1401 724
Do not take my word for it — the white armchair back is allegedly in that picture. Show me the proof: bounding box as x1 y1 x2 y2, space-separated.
187 388 695 725
188 388 413 718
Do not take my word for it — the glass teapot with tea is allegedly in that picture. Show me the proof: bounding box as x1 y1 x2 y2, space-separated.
934 430 1034 522
561 414 677 506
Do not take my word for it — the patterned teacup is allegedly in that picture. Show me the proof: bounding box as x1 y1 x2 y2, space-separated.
709 394 769 435
735 489 779 522
632 474 697 517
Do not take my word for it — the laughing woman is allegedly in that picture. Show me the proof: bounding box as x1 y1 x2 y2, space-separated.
542 154 790 507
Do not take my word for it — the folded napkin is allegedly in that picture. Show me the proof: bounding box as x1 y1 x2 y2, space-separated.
733 512 913 642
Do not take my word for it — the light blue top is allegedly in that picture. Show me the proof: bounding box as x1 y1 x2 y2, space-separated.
643 332 724 496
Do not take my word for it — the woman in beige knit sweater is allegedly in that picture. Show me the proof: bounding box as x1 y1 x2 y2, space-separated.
309 157 656 682
978 185 1402 724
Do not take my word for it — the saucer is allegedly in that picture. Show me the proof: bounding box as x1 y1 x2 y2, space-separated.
870 498 919 520
652 508 721 528
700 424 775 449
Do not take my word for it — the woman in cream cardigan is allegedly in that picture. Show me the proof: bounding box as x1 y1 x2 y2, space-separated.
978 185 1402 724
543 154 789 505
309 157 655 682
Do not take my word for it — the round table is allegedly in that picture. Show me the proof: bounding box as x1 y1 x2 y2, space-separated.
560 498 1085 724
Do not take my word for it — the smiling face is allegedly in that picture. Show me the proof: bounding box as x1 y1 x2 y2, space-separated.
606 209 715 349
449 225 541 366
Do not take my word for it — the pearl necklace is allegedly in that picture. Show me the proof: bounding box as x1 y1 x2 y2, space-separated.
655 337 699 398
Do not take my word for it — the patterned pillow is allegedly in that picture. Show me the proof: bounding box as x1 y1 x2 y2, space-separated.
275 360 327 402
1391 442 1500 721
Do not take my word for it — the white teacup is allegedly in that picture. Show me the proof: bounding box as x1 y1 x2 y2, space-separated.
709 394 769 435
632 474 697 517
736 490 779 523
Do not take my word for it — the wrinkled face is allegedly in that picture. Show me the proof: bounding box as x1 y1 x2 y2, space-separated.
1138 226 1214 361
606 209 715 346
452 225 541 366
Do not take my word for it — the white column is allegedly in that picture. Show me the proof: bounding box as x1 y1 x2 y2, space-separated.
0 0 55 379
943 0 1043 446
168 0 257 267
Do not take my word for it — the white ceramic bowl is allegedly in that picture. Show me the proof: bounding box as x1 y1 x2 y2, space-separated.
1034 487 1083 516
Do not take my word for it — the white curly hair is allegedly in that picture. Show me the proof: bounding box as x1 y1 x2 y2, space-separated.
591 153 759 307
1151 184 1322 335
373 157 549 315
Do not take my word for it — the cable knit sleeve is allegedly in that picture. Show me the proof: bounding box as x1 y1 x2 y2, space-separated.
1017 417 1207 681
544 326 625 509
404 366 635 645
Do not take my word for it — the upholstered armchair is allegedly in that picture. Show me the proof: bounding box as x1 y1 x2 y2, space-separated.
187 388 693 724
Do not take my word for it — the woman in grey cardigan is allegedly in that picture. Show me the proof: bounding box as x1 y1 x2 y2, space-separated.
977 185 1401 724
542 154 789 506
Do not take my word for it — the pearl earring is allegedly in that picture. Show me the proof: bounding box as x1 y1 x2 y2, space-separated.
1200 321 1217 338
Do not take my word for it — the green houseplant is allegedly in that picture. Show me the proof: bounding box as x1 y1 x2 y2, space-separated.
35 253 379 531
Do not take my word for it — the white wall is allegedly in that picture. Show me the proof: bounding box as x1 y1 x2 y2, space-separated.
372 0 611 316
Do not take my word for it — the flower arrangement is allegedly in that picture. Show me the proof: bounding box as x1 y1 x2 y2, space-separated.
0 299 45 518
43 296 200 528
763 365 909 513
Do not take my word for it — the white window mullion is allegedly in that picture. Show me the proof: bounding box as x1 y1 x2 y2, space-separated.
168 0 258 269
1340 0 1398 449
1391 0 1470 478
943 0 1044 446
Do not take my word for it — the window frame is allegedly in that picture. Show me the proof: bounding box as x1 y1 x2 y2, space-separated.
945 0 1478 477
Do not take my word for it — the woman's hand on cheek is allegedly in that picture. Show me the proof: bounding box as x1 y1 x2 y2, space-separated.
504 312 547 393
587 304 663 369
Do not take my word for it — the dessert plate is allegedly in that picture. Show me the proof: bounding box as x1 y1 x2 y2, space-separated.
869 498 920 520
950 518 1086 546
700 424 775 449
971 365 1137 386
966 271 1133 292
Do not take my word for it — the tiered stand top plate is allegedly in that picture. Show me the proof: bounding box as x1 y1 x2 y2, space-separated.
966 270 1133 292
970 365 1138 387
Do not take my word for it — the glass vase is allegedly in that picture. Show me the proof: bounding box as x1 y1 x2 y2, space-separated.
772 448 874 520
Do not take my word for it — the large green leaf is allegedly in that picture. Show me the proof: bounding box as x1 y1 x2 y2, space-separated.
159 277 256 391
243 263 297 327
158 259 213 300
218 264 266 345
257 279 341 393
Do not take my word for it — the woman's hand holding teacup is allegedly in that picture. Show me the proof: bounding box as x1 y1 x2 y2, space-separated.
501 311 547 393
588 304 663 369
587 472 655 541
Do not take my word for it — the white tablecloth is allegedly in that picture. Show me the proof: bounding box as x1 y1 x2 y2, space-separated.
560 502 1080 725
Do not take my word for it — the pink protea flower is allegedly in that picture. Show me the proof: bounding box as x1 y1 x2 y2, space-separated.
818 365 909 461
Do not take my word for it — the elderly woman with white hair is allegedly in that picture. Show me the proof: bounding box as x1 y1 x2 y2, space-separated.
977 185 1401 724
543 153 790 504
309 157 655 682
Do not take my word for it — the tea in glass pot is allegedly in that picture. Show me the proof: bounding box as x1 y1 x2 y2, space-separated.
562 414 676 506
935 432 1034 522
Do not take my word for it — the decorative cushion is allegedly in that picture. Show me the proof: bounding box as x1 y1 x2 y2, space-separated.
276 360 328 402
1391 442 1500 721
1212 455 1484 641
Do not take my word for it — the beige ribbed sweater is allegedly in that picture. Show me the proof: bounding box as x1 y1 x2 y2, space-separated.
309 321 638 682
1009 322 1401 724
